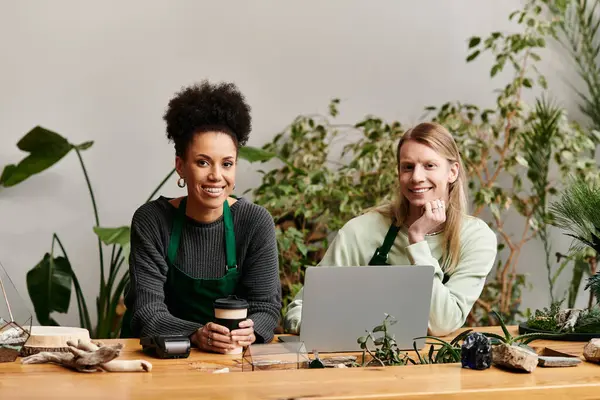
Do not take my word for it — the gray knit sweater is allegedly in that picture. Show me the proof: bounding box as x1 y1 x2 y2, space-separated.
124 196 281 343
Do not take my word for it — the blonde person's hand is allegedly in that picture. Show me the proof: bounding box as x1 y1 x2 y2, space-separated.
407 199 446 244
192 322 236 354
231 319 256 347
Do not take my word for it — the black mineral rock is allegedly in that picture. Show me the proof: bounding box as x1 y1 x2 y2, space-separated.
461 332 492 370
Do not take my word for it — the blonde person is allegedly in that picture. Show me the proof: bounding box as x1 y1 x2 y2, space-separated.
283 122 497 336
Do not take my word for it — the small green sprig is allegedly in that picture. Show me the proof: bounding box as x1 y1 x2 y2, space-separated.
356 314 411 367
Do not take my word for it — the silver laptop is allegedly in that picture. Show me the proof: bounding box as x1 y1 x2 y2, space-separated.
291 265 434 353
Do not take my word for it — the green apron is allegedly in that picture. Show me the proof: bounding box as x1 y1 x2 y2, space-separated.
368 223 450 284
121 196 239 338
368 224 400 266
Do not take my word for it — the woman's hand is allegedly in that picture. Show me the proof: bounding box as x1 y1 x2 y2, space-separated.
231 319 256 347
407 199 446 244
192 322 236 354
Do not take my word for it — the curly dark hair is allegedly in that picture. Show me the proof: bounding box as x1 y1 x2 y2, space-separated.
163 80 252 157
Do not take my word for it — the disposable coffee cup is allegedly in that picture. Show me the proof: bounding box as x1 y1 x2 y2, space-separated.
213 295 249 354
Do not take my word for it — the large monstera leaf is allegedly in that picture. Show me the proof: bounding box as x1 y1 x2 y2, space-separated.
1 126 92 187
26 253 73 326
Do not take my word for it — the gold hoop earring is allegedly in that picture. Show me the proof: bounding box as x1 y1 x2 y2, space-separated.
177 177 186 188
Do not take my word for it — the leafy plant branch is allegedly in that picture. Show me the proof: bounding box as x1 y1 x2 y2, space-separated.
428 0 599 323
2 126 177 337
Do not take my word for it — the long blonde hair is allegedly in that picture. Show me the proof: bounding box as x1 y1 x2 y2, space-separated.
373 122 468 273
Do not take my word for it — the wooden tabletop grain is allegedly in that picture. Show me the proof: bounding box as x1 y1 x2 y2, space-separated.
1 326 599 399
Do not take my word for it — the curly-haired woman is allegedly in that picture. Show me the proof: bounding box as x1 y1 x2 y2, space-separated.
122 81 281 353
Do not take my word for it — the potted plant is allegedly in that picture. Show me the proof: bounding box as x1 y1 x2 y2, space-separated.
520 178 600 339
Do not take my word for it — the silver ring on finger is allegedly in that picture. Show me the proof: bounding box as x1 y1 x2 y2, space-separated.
207 336 212 346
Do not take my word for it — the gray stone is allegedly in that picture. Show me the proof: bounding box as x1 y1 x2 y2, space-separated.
538 356 581 367
583 338 600 363
492 343 538 372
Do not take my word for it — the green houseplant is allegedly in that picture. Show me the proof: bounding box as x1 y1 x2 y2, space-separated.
523 179 600 337
356 314 473 367
248 103 406 317
1 126 178 337
356 310 559 368
248 0 599 327
426 0 600 324
551 0 600 146
536 0 600 308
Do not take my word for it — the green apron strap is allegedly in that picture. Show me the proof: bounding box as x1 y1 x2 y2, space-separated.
167 197 187 265
168 196 236 269
369 223 401 266
223 200 237 269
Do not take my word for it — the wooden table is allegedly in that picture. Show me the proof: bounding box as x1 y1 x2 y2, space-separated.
1 326 599 399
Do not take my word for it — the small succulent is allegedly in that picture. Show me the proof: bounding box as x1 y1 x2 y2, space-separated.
484 310 564 347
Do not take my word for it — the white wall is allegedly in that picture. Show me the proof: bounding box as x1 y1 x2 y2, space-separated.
0 0 588 328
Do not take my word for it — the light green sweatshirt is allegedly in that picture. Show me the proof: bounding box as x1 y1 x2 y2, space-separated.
283 211 497 336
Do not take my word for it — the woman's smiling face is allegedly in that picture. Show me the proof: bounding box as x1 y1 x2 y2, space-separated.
398 139 458 211
176 131 237 210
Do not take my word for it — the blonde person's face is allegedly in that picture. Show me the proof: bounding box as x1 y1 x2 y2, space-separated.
398 140 458 210
176 132 237 210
